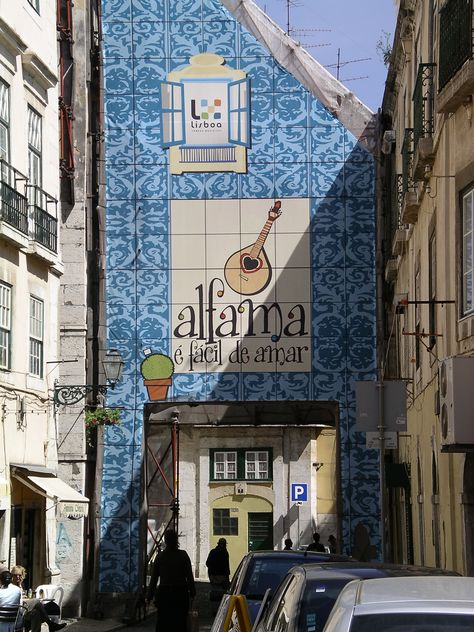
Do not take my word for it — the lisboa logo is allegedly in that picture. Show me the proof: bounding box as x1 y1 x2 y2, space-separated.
190 98 223 128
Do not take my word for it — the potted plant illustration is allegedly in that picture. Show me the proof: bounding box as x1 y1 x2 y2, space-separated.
140 348 174 401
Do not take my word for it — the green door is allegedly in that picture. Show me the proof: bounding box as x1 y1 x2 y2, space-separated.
248 512 273 551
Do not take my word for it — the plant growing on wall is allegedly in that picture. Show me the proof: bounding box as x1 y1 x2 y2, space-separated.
84 408 121 447
85 407 121 428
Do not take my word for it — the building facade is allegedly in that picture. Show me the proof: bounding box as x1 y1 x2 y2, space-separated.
100 0 378 599
0 0 90 613
380 0 474 574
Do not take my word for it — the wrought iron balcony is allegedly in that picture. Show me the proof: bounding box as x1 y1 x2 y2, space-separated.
438 0 474 112
401 129 415 193
27 185 58 252
413 64 436 178
0 159 28 235
391 174 410 256
400 129 420 224
413 64 435 145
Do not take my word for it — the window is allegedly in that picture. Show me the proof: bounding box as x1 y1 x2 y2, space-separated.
29 296 43 377
0 81 9 162
213 451 237 480
462 186 474 315
27 0 40 13
210 449 272 481
245 451 269 480
212 508 238 536
27 107 42 188
0 282 12 370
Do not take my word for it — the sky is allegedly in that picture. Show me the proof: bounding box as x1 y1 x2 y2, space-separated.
254 0 398 112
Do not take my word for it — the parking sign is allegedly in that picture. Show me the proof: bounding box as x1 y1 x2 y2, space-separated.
291 483 308 502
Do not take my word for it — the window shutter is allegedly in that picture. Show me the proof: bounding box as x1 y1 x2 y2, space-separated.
160 80 185 147
228 78 250 147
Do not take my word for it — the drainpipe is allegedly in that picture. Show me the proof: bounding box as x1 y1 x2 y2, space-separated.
375 109 386 561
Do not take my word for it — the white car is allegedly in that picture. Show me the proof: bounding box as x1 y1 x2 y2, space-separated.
323 576 474 632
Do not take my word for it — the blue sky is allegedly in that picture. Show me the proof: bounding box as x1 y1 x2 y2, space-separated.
254 0 397 112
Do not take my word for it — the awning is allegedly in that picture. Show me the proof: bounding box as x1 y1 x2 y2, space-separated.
12 468 89 518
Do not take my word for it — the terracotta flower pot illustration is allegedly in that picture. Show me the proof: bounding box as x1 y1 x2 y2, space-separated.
140 349 174 401
144 378 173 401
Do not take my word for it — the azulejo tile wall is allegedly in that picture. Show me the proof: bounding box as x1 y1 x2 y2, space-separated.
101 0 379 592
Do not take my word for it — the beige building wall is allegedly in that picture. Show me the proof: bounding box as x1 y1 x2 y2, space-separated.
381 0 474 575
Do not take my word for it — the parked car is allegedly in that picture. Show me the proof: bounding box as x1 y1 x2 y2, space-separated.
254 561 461 632
210 550 352 632
323 576 474 632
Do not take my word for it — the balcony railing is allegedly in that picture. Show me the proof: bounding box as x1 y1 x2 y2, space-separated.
0 159 28 235
401 129 415 193
396 174 407 229
413 63 436 145
439 0 473 91
27 185 58 252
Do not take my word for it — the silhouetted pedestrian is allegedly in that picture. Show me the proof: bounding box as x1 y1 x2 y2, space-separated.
283 538 293 550
307 532 325 552
147 530 196 632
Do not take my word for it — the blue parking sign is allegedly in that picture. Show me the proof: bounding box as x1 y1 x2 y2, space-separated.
291 483 308 502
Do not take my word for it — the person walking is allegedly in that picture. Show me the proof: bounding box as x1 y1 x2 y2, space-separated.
307 532 326 552
0 571 21 632
328 535 337 554
147 529 196 632
283 538 293 550
206 538 230 590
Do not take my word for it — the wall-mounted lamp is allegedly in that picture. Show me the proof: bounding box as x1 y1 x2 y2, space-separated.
54 348 125 406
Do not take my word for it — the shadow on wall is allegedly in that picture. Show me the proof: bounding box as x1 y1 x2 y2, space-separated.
351 523 377 562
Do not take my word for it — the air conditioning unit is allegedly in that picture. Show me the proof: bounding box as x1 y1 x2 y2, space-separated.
438 356 474 451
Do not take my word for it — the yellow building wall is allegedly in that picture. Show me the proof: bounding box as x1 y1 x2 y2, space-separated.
315 429 337 516
399 379 465 573
209 492 273 575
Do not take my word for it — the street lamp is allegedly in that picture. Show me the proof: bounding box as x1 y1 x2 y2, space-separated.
53 348 125 406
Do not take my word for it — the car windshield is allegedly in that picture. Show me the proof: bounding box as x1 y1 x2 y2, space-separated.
241 557 306 599
350 612 474 631
297 579 350 632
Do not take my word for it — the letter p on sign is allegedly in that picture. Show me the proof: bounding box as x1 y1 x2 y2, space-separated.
291 483 308 502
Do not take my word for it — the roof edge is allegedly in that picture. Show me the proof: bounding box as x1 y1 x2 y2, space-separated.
221 0 377 152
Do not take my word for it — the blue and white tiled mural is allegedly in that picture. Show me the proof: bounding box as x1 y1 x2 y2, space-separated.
101 0 379 592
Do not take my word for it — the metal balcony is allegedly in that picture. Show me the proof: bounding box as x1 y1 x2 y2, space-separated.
27 185 58 253
392 174 410 255
401 129 420 224
438 0 474 112
413 64 436 178
413 64 436 144
401 129 415 194
0 160 28 235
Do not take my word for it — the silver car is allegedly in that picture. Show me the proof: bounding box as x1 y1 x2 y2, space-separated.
323 576 474 632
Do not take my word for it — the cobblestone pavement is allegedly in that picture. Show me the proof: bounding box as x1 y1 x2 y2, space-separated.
61 581 214 632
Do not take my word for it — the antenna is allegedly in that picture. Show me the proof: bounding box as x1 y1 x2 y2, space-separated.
325 48 371 82
285 0 302 35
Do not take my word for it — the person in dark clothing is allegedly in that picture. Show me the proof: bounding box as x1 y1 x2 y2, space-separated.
307 532 326 552
146 530 195 632
206 538 230 615
206 538 230 589
283 538 293 550
328 534 337 554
